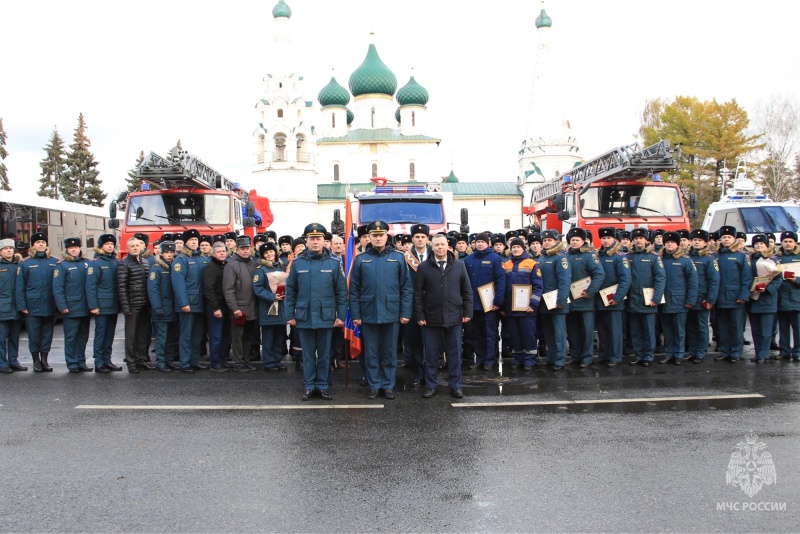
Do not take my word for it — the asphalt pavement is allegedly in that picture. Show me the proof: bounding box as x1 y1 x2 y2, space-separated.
0 322 798 533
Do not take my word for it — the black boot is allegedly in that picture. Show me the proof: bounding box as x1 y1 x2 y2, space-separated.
32 352 43 373
40 352 53 372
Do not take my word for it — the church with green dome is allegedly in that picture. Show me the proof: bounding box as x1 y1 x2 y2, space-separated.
250 0 561 236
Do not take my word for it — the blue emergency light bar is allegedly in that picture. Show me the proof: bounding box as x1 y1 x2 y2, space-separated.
141 183 150 191
373 185 427 194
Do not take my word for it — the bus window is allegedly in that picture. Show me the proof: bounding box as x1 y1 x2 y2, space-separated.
49 210 63 226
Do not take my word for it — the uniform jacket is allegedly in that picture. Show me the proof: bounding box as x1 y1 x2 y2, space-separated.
659 248 699 313
53 252 89 317
413 251 473 327
202 257 228 313
747 250 783 313
171 247 207 313
253 259 287 326
463 247 506 311
141 248 155 267
0 255 22 321
689 246 720 306
715 242 753 309
626 246 666 314
777 244 800 311
223 253 259 320
148 256 177 322
16 250 57 316
350 245 413 323
116 253 150 314
86 249 120 315
538 242 571 314
502 252 543 316
595 241 631 310
403 245 432 319
285 248 347 328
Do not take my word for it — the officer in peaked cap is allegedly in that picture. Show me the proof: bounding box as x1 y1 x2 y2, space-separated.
351 219 412 399
285 222 347 400
17 231 58 372
53 236 92 373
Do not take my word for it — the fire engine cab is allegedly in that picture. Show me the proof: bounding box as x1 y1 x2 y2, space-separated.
524 140 698 237
108 147 273 257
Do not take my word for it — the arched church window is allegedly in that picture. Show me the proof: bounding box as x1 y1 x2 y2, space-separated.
274 134 286 162
279 82 283 89
412 111 416 127
277 109 284 118
257 134 265 165
332 113 336 128
371 107 375 128
297 135 308 162
371 163 378 178
333 164 340 182
260 110 264 122
409 162 415 180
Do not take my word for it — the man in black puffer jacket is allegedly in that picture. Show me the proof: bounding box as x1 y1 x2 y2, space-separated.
117 237 153 372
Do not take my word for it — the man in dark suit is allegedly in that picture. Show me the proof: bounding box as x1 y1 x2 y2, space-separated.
414 234 473 399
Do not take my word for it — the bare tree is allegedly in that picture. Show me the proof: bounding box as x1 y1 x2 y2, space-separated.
751 94 799 201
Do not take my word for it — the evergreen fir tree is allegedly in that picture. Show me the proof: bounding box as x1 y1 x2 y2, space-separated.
63 113 106 206
39 129 67 199
0 118 10 191
126 150 145 192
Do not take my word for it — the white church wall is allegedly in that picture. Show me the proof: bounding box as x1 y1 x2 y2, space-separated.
452 198 523 233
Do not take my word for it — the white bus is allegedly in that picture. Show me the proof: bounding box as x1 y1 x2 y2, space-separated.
0 190 113 259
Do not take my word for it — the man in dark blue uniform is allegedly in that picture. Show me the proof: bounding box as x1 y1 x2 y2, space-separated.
463 233 506 371
713 225 753 363
627 228 666 366
285 223 348 401
0 239 23 373
53 237 92 373
776 231 800 360
538 230 571 371
148 241 180 372
16 232 57 372
350 221 413 400
685 230 720 363
172 229 208 372
658 231 698 365
86 234 122 373
565 227 604 367
594 227 631 367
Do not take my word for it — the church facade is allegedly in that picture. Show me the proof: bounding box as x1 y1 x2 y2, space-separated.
251 0 575 236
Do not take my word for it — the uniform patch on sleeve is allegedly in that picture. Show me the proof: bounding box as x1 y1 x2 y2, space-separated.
150 272 156 281
657 258 664 268
87 267 93 275
536 268 542 277
622 258 630 269
714 260 719 271
53 270 59 278
253 275 259 283
174 264 181 272
592 254 600 264
561 258 569 269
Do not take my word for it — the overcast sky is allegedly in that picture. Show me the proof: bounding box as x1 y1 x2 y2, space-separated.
2 0 798 203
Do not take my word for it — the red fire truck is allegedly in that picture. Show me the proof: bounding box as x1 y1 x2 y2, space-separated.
108 147 273 257
523 140 698 237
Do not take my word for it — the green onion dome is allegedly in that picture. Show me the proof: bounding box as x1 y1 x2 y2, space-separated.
444 170 459 184
349 43 397 97
346 109 354 125
395 108 401 124
318 77 350 107
535 8 552 28
272 0 292 18
396 76 429 106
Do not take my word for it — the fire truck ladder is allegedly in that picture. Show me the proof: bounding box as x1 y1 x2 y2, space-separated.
530 140 678 205
137 147 237 192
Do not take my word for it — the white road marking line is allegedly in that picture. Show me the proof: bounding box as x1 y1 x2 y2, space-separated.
75 404 383 410
452 393 764 408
